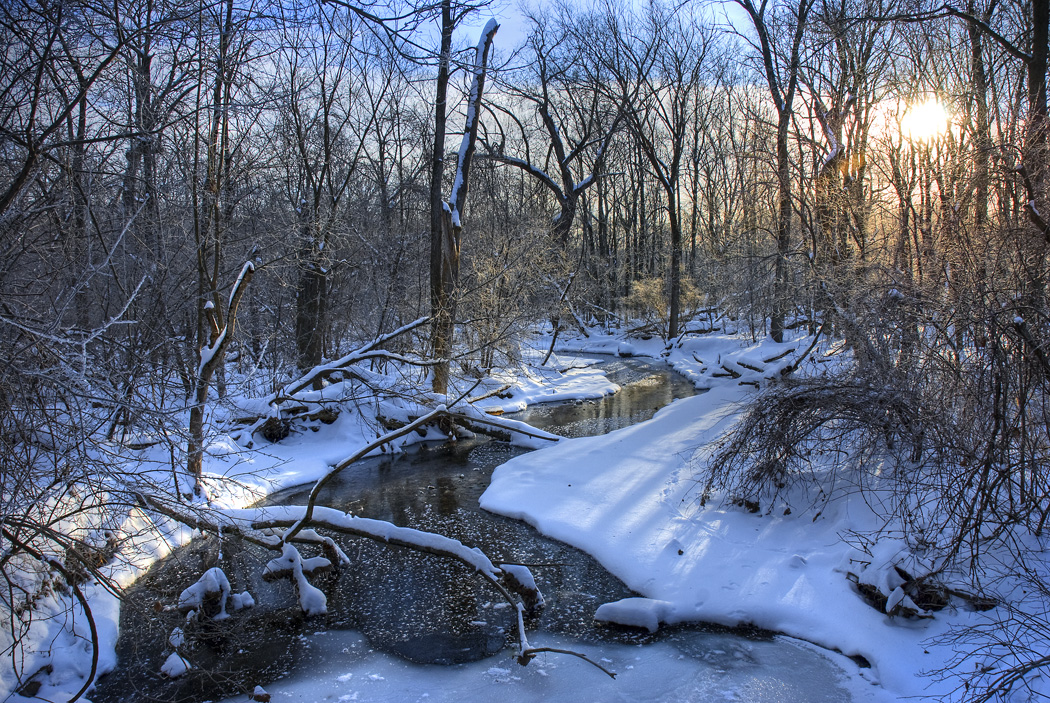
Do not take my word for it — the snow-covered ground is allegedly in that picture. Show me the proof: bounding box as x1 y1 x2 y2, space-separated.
6 327 1035 702
206 328 906 703
0 348 619 703
481 328 1020 701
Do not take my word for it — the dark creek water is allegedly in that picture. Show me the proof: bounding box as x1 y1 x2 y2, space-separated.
255 358 700 665
94 359 855 703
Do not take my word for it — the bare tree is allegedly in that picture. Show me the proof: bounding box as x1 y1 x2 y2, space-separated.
277 5 383 376
430 11 499 394
732 0 816 342
596 2 713 340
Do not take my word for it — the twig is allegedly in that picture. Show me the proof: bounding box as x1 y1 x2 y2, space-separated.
0 528 99 703
779 322 828 377
518 646 617 678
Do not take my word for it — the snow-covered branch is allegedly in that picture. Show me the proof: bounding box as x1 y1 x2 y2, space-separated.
279 316 430 398
447 19 499 228
187 260 256 495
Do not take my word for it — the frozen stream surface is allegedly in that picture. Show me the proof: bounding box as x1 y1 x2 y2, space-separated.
250 629 872 703
98 358 886 703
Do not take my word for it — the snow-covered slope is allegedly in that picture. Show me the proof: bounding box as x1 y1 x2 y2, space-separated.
480 331 986 700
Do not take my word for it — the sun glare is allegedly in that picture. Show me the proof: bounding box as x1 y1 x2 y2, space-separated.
901 98 950 142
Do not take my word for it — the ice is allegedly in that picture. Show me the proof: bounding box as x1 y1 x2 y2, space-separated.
216 629 886 703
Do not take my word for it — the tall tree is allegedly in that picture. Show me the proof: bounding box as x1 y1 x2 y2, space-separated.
279 6 381 376
733 0 816 342
598 2 711 340
484 7 622 249
431 17 499 394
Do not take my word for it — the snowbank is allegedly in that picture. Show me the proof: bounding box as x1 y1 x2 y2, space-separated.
479 330 976 700
464 349 620 414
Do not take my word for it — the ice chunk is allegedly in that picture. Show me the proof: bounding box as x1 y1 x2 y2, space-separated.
594 597 675 633
160 652 191 678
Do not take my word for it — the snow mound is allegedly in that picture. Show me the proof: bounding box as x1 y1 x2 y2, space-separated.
160 652 191 678
594 597 676 633
178 567 232 619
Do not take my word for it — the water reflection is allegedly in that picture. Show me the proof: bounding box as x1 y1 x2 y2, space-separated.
512 359 696 437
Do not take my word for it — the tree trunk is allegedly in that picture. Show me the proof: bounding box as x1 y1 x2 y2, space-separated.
771 110 792 343
295 227 328 379
187 262 254 497
431 18 498 395
429 0 454 391
667 194 682 340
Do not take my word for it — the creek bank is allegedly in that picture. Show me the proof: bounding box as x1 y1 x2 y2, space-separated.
94 358 696 702
94 357 868 703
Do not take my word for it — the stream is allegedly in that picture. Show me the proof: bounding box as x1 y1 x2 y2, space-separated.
94 358 876 703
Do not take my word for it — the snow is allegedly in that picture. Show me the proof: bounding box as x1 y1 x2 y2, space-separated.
263 543 328 616
466 350 620 414
477 329 982 700
573 174 595 193
197 337 220 374
501 563 538 592
216 506 504 582
447 19 498 229
201 328 912 702
12 324 1038 702
231 590 255 610
178 567 233 620
594 597 676 633
160 652 191 678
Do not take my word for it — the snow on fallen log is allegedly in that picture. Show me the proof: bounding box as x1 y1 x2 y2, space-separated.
223 505 504 583
448 403 561 449
500 563 545 614
262 543 327 616
177 566 253 621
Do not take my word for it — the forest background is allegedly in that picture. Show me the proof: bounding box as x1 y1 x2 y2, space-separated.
5 0 1050 700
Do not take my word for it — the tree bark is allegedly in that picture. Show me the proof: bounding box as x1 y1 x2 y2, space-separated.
429 0 454 393
431 18 499 395
187 262 254 497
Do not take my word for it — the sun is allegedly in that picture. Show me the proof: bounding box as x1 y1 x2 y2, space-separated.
901 98 950 142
